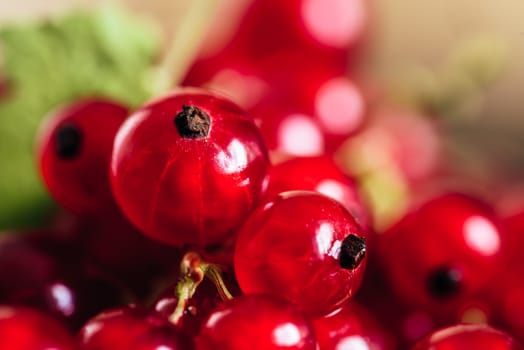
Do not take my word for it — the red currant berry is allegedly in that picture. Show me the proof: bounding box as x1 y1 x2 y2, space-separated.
313 302 395 350
379 193 507 320
248 52 366 154
229 0 366 63
265 156 370 230
411 324 523 350
196 294 316 350
356 253 440 347
257 106 326 157
259 51 365 121
37 99 128 215
111 89 269 246
256 92 366 156
79 305 193 350
184 0 366 91
0 306 78 349
234 191 367 317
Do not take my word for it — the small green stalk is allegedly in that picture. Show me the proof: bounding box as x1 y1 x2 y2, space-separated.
168 251 233 326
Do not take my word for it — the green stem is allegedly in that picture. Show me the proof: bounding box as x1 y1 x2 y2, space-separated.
202 263 234 301
169 281 192 325
153 0 219 94
167 251 234 326
168 252 205 325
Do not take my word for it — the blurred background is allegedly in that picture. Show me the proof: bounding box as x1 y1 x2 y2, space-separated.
1 1 524 348
1 0 523 230
3 0 524 124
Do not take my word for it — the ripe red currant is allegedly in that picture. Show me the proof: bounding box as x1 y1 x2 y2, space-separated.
261 52 365 126
224 0 366 63
249 52 366 155
265 156 370 230
257 106 326 157
379 193 507 320
411 324 523 350
37 98 128 215
234 190 367 317
356 256 440 348
111 89 269 247
183 0 366 91
0 306 78 349
196 294 317 350
313 302 395 350
79 305 193 350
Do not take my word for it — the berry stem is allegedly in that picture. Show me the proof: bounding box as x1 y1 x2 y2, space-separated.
169 252 205 325
168 252 233 326
203 263 234 301
152 0 219 94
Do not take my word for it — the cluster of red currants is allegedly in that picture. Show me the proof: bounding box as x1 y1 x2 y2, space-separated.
2 0 524 349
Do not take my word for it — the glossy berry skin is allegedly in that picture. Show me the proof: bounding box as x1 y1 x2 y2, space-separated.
79 305 193 350
235 0 367 59
411 324 524 350
313 302 395 350
37 99 128 215
185 0 367 85
0 306 78 350
186 35 367 156
196 294 316 350
379 193 507 321
256 52 366 126
234 191 367 317
256 106 326 157
111 89 269 247
183 0 366 92
265 156 370 230
355 249 442 348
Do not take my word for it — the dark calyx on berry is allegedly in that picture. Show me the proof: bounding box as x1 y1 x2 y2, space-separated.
339 234 366 270
426 266 462 299
174 105 211 139
55 124 82 159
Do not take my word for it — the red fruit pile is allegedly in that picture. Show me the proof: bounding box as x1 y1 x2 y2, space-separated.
2 1 524 349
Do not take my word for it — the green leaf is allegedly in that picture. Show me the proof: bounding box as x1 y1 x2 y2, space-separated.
0 5 160 229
